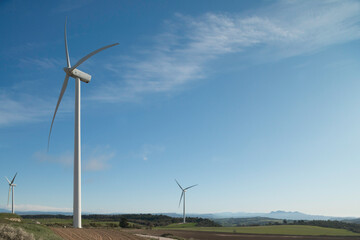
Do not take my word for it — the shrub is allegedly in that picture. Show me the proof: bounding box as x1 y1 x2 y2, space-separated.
106 223 118 228
161 233 173 237
119 218 129 228
89 222 102 227
0 224 35 240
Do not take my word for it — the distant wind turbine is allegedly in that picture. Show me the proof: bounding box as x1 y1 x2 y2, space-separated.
5 173 17 214
175 179 197 223
48 19 119 228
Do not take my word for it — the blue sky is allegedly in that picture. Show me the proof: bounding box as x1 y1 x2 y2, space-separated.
1 0 360 217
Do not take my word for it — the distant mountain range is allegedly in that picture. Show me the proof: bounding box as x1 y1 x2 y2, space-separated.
161 210 356 221
0 208 72 216
0 208 356 221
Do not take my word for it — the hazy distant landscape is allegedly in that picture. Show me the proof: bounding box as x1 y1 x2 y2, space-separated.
0 208 356 221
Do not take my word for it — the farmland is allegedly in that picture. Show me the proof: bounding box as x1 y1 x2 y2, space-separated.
51 228 142 240
136 229 360 240
158 224 360 236
3 213 360 240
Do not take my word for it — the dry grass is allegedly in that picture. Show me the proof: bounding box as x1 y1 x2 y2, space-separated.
0 224 35 240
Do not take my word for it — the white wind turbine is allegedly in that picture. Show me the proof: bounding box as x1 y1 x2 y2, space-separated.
5 173 17 214
48 19 118 228
175 179 197 224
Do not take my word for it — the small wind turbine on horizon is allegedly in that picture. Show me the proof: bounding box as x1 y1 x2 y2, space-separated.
175 179 197 224
48 19 119 228
5 173 17 214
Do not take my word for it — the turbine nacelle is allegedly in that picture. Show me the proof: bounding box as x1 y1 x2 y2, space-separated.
63 67 91 83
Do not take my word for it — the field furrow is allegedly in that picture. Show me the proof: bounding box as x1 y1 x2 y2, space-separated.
51 227 142 240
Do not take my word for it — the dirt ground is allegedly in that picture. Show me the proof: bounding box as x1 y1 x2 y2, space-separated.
51 228 360 240
51 227 143 240
133 229 360 240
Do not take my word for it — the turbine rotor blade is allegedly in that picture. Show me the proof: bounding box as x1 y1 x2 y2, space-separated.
65 18 71 68
178 191 184 208
11 173 17 184
175 179 184 190
48 75 70 151
5 177 10 184
69 43 119 71
7 187 10 206
184 184 198 190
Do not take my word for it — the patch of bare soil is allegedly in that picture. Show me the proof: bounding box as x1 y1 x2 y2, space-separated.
51 228 360 240
51 227 143 240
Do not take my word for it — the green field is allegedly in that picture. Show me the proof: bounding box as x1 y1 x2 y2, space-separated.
159 224 360 236
161 222 198 228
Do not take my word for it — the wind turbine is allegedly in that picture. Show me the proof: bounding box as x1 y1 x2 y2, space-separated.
48 19 118 228
5 173 17 214
175 179 197 224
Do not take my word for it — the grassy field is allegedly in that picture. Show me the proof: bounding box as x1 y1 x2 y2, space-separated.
0 213 62 240
159 224 360 236
31 217 119 227
214 217 284 227
31 217 72 225
161 222 197 228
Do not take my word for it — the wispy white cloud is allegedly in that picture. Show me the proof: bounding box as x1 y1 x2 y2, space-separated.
0 91 53 126
35 146 115 171
91 0 360 102
0 89 74 128
19 57 63 69
2 1 360 127
256 0 360 58
0 77 72 128
84 146 114 171
34 151 73 167
138 144 165 161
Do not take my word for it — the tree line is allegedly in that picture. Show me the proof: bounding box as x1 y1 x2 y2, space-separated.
22 214 220 227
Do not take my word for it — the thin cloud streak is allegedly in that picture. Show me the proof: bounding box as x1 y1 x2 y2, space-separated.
34 151 73 167
36 146 115 172
91 0 360 102
0 92 52 126
19 57 63 69
84 152 114 171
0 90 72 127
139 144 165 161
83 145 115 171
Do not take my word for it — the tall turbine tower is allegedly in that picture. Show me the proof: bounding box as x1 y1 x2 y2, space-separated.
5 173 17 214
175 180 197 223
48 19 118 228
